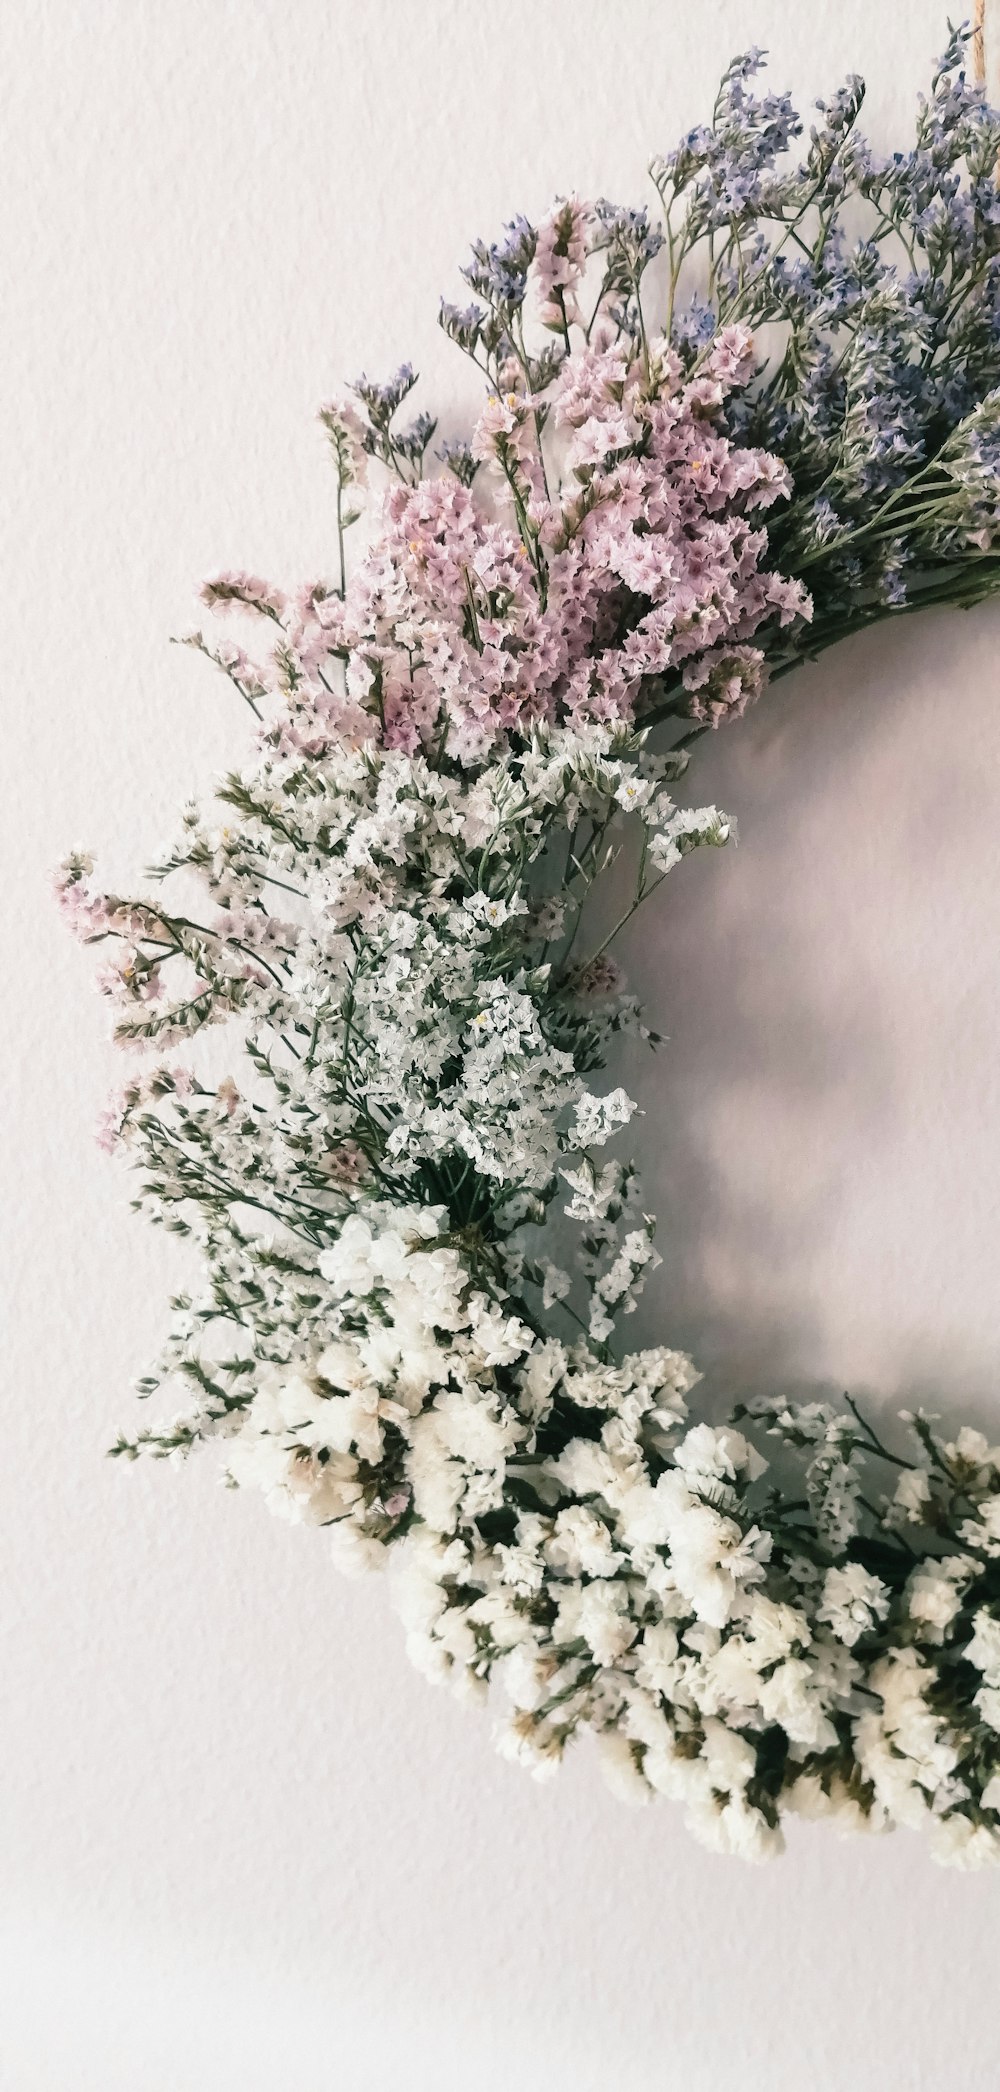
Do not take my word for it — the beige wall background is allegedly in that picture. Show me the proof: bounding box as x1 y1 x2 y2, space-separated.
4 3 1000 2085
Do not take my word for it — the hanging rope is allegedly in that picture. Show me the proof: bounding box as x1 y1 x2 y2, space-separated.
974 0 986 88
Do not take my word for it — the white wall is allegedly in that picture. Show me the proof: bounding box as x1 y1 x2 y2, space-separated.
5 3 1000 2086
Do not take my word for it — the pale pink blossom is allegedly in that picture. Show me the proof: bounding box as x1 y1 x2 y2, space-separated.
534 196 592 330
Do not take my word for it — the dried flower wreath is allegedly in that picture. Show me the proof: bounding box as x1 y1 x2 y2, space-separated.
62 33 1000 1862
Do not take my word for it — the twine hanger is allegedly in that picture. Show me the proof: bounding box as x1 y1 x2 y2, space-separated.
974 0 987 88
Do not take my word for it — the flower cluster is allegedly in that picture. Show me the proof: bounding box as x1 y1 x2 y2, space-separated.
192 329 807 772
437 29 1000 720
653 31 1000 656
61 34 1000 1866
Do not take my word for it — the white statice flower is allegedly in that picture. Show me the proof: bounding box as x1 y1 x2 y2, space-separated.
497 1641 550 1712
496 1533 548 1600
743 1596 808 1668
966 1607 1000 1686
757 1658 838 1752
817 1562 890 1647
613 775 654 814
643 1718 784 1863
495 1711 566 1782
224 1432 360 1528
974 1684 1000 1733
660 1483 772 1628
566 1087 635 1150
329 1521 386 1577
928 1814 1000 1870
390 1530 465 1638
905 1559 970 1642
856 1648 963 1831
786 1773 885 1841
698 1634 768 1716
807 1440 865 1548
965 1607 1000 1737
674 1424 767 1490
461 890 521 928
466 1301 532 1369
943 1426 1000 1487
645 805 729 876
888 1466 933 1526
574 1581 638 1664
538 1261 572 1310
633 1622 681 1697
700 1718 758 1799
959 1494 1000 1556
431 1384 522 1468
561 1158 626 1222
597 1732 653 1806
546 1506 622 1578
588 1226 660 1341
318 1210 442 1301
515 1338 567 1421
647 831 682 874
405 1417 475 1531
550 1436 620 1500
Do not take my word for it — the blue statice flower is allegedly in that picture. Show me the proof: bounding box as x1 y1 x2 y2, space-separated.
672 294 717 355
437 437 478 487
592 199 665 285
433 31 1000 668
645 32 1000 637
439 299 487 353
350 363 418 433
348 365 428 479
462 216 537 313
809 497 842 545
874 540 909 606
393 411 437 467
653 48 804 238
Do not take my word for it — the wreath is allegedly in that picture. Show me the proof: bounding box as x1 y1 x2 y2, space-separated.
60 33 1000 1864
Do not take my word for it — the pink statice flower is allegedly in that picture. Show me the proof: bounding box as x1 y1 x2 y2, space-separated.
566 955 625 1000
317 395 370 485
95 1092 130 1154
53 855 115 940
282 342 809 762
705 322 757 390
200 573 287 622
682 644 767 726
471 390 537 462
534 196 592 331
165 207 810 772
320 1140 370 1188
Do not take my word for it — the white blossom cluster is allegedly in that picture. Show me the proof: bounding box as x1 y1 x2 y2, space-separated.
59 685 1000 1866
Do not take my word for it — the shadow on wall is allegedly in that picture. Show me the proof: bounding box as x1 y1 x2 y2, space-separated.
610 603 1000 1429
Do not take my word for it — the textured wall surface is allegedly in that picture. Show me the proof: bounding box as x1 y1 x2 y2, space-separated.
5 4 1000 2086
